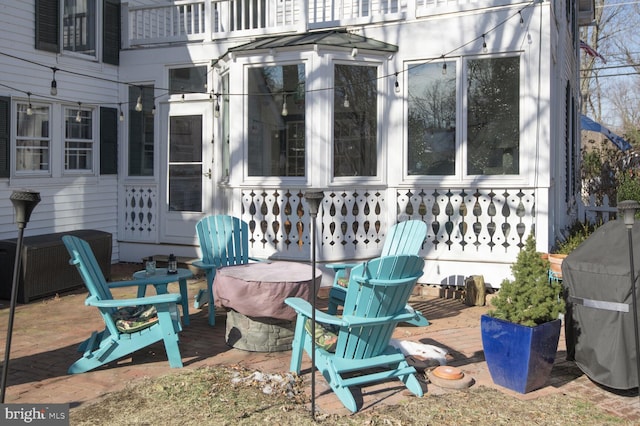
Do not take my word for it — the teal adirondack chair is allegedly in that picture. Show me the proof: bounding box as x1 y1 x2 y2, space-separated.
326 220 429 326
63 235 183 373
193 215 264 325
285 254 426 413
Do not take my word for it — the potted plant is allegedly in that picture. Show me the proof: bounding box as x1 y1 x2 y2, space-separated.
481 233 565 394
549 221 599 279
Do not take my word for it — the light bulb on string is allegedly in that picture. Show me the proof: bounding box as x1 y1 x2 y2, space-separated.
441 56 447 75
151 104 156 115
50 67 58 96
394 72 400 93
281 95 288 117
26 92 33 116
119 103 124 121
75 102 82 123
343 94 350 108
214 94 221 118
482 34 488 53
135 88 143 112
519 11 524 28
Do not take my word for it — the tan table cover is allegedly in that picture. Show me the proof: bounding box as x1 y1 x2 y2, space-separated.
213 261 322 321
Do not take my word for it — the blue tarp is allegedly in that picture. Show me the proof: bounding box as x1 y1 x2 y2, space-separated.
580 115 632 151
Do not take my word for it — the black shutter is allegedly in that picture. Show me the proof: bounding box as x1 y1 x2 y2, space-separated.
35 0 60 53
103 0 120 65
100 107 118 175
0 97 9 178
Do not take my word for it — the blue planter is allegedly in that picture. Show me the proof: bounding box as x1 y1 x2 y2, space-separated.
481 314 561 394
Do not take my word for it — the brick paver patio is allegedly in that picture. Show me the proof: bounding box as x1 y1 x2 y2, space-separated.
0 263 638 421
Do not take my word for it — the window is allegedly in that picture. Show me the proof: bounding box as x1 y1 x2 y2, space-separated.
407 61 456 175
247 64 306 177
128 85 155 176
407 56 520 177
169 66 208 95
64 106 94 171
63 0 97 57
333 64 378 177
16 103 50 173
36 0 120 65
467 57 520 175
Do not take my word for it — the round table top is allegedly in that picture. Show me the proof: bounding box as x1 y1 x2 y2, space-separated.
133 267 193 282
214 261 322 321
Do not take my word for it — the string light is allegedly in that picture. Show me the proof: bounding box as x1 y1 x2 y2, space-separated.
135 88 143 112
75 102 82 123
26 92 33 116
50 67 58 96
519 11 524 28
281 95 288 117
441 55 447 75
482 34 488 53
119 103 124 121
343 94 350 108
151 104 156 115
214 94 221 118
351 47 358 58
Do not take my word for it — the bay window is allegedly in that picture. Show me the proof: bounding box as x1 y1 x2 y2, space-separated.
407 55 520 178
333 64 378 177
247 64 306 177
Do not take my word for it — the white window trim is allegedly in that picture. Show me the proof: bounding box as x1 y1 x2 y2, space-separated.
13 100 52 177
63 105 96 175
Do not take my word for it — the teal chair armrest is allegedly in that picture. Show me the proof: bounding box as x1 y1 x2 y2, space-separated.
326 262 359 271
86 293 181 308
285 297 345 327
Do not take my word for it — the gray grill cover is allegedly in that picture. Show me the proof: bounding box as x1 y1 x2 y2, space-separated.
562 219 640 390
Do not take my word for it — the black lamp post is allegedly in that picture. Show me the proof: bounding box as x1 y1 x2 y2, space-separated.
304 190 324 419
1 190 40 403
618 199 640 404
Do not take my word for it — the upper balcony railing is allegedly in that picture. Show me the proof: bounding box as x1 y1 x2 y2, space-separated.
123 0 522 47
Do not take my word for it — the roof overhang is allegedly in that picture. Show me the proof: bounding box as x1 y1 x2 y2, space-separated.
224 30 398 59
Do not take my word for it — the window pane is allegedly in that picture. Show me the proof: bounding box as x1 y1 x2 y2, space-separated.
128 85 155 176
169 116 202 163
16 104 50 172
169 66 208 95
247 64 306 177
65 107 93 171
467 57 520 175
407 61 456 175
63 0 96 56
334 64 377 177
169 165 202 212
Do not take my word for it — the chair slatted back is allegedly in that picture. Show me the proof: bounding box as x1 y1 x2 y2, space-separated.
63 235 121 336
381 220 427 257
336 255 424 359
196 215 251 268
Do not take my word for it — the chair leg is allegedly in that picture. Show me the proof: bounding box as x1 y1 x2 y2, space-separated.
207 272 215 326
289 315 307 374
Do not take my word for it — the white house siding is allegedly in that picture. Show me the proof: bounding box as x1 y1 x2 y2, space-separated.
113 0 580 288
0 1 121 262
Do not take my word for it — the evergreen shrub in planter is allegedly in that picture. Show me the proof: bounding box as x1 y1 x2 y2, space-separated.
481 233 565 393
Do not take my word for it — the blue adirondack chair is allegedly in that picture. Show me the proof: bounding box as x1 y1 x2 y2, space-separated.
326 220 429 326
193 215 264 326
63 235 183 374
285 254 426 413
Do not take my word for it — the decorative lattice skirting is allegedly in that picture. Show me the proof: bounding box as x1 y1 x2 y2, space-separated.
225 310 296 352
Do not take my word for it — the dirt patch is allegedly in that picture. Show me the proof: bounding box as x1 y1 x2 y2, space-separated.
70 366 626 425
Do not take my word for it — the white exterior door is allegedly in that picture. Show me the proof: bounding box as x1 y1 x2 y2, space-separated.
159 101 214 245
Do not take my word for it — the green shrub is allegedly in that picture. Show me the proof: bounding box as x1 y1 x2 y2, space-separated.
617 169 640 204
553 221 600 255
489 233 565 327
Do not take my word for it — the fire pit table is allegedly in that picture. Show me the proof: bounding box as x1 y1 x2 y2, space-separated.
213 261 322 352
